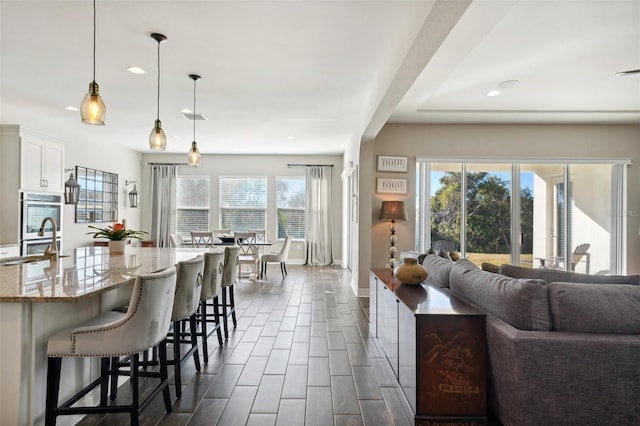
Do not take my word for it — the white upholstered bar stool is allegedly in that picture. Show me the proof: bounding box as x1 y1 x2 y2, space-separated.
221 245 240 339
44 266 177 426
198 251 225 363
168 255 204 398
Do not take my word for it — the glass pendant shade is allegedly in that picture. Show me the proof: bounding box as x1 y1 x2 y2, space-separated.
149 119 167 150
149 33 168 150
80 82 106 125
188 141 201 166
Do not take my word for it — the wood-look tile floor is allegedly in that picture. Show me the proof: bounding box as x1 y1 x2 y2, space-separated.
75 265 415 426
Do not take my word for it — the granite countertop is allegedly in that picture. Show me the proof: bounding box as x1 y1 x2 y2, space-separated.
0 246 220 302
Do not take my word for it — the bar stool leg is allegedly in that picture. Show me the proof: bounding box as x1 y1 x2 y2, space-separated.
213 296 223 346
189 314 201 371
221 288 229 339
109 356 119 400
130 353 140 426
158 339 172 412
199 301 209 364
229 285 237 328
172 321 182 398
45 357 62 426
99 357 109 406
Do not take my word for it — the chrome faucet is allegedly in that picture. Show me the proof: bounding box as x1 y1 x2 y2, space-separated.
38 216 58 260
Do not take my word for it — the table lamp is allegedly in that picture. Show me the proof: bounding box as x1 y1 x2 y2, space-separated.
379 200 408 268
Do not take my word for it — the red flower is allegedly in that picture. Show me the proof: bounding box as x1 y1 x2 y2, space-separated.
113 223 125 231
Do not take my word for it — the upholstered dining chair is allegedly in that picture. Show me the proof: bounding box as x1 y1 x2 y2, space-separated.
234 232 258 278
45 266 177 426
169 233 183 248
260 235 292 279
198 251 225 363
220 245 240 339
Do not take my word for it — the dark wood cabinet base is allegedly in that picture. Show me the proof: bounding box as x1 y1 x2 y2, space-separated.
370 268 487 426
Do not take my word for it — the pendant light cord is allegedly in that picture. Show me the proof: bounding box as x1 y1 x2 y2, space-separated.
193 78 197 140
156 39 161 120
92 0 96 83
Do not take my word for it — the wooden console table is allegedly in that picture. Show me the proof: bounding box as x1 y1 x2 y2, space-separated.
369 268 487 426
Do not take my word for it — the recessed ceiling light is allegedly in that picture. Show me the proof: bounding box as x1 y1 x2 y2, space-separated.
126 66 146 74
486 90 501 97
65 105 78 111
171 135 181 139
180 108 192 114
287 136 295 140
498 80 520 89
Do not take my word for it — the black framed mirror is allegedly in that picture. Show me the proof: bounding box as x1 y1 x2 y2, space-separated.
74 166 118 223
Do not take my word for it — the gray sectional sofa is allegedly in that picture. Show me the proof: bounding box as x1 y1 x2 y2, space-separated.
421 255 640 426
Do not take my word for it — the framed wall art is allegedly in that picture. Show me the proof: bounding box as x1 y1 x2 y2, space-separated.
377 155 408 172
377 178 407 194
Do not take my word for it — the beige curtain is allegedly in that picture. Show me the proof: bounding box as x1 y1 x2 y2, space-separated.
150 164 177 247
305 165 333 265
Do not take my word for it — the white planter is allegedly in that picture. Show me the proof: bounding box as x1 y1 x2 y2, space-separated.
108 240 126 255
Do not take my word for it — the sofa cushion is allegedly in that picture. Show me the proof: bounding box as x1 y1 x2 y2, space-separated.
549 282 640 333
450 260 551 331
481 262 500 273
499 264 640 285
421 254 455 288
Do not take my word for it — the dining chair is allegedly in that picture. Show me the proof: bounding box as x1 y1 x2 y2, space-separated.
191 231 214 247
211 229 231 237
220 245 240 339
45 266 177 426
198 251 225 363
169 233 183 248
234 232 258 278
248 229 266 243
260 235 292 279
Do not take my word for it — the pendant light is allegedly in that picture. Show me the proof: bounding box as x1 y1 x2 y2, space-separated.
187 74 201 166
149 33 168 150
80 0 106 125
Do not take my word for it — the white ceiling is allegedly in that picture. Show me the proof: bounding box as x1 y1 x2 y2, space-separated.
1 1 639 157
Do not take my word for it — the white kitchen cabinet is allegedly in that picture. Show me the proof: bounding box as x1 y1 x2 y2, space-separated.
0 125 65 245
20 137 64 192
0 245 20 259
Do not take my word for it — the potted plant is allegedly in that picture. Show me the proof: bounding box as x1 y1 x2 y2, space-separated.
87 223 148 254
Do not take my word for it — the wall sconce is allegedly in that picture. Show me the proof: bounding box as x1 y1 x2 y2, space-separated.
64 168 80 205
126 180 138 208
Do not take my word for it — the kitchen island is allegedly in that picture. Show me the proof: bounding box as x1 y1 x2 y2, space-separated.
0 246 219 426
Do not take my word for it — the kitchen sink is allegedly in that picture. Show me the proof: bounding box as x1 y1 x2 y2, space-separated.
1 255 69 266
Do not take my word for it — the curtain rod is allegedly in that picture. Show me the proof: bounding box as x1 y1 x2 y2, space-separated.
147 162 189 165
287 164 334 168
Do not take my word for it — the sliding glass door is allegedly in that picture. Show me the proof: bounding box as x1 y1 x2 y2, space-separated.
418 160 626 274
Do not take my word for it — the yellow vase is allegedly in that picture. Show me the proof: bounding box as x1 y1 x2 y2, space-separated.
393 257 428 285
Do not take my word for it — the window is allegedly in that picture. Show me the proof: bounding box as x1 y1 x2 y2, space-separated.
219 177 267 232
276 176 305 239
176 176 210 239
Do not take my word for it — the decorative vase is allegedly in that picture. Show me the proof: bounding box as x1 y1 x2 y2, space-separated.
108 240 126 255
393 257 428 285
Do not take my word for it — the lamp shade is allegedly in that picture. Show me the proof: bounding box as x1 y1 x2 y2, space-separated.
379 201 408 221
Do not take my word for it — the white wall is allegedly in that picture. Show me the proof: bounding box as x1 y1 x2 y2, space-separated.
365 123 640 279
140 153 343 264
63 140 143 251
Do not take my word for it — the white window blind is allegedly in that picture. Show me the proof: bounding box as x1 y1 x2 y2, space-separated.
176 176 210 239
276 176 305 239
219 176 267 232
